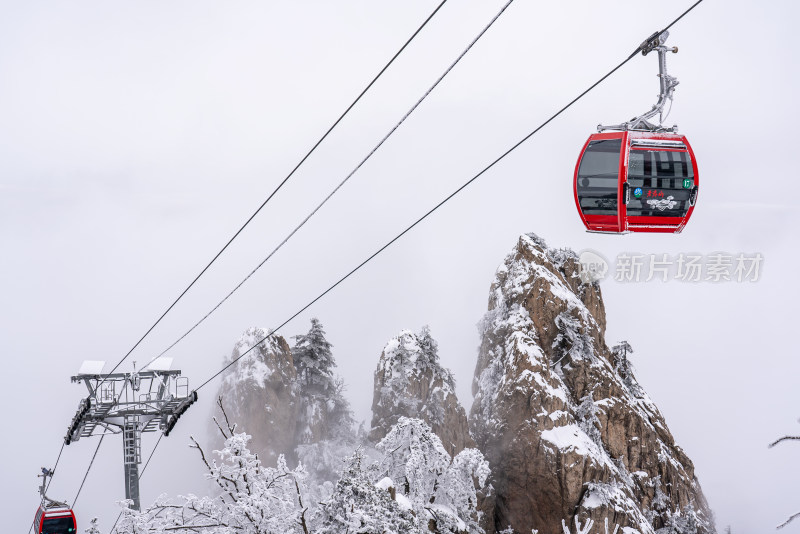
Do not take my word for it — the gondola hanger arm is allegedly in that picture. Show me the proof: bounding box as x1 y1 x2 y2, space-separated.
601 30 681 133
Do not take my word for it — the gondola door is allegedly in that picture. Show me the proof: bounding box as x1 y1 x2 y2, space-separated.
573 132 626 233
622 133 699 233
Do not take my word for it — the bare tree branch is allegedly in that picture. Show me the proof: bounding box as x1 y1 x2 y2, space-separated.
189 436 213 471
190 436 239 504
778 511 800 529
769 435 800 448
217 396 236 435
264 473 289 491
292 475 310 534
212 416 230 441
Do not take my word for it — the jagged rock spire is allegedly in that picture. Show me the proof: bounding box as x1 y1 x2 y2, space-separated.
469 234 714 534
369 327 475 457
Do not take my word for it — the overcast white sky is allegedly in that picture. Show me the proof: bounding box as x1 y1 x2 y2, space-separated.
2 1 799 533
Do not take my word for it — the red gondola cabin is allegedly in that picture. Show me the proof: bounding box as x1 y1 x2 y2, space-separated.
573 131 698 234
34 506 77 534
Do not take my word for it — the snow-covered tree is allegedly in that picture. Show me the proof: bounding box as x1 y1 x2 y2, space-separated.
85 518 100 534
435 448 490 531
417 326 456 427
552 310 594 368
576 391 602 448
292 318 336 394
378 335 422 419
113 402 494 534
116 501 151 534
116 399 311 534
650 475 670 514
296 433 357 502
376 417 489 534
313 448 419 534
611 341 633 373
292 318 355 446
656 504 699 534
611 340 643 395
290 318 356 493
417 326 442 369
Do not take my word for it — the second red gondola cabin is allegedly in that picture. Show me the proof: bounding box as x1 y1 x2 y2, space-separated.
33 506 77 534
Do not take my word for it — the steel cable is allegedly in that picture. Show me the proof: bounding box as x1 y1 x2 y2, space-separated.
72 435 105 507
99 0 450 381
194 0 706 393
140 0 516 374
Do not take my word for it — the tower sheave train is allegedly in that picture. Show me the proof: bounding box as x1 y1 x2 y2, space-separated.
64 359 197 511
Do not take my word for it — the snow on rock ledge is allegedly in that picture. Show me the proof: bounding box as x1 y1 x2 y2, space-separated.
469 234 714 534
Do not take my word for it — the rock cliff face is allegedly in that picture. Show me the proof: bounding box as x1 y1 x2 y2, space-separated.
214 327 299 465
469 234 714 534
369 327 475 457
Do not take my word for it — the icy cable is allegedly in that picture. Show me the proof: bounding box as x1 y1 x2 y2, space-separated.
137 0 516 374
45 443 64 495
98 0 450 382
72 434 105 507
626 0 704 60
194 0 706 393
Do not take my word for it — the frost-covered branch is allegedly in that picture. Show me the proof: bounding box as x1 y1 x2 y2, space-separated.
293 476 309 534
777 511 800 529
189 436 236 503
771 420 800 529
216 396 236 437
551 310 594 369
561 516 594 534
602 518 619 534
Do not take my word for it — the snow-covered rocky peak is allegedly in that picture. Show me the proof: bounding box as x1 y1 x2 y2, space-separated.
470 234 714 534
214 327 300 465
369 327 475 457
225 327 295 388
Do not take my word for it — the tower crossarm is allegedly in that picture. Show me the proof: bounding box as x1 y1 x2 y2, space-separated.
64 364 196 511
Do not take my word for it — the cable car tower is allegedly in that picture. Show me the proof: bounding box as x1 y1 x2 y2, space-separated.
64 358 197 510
